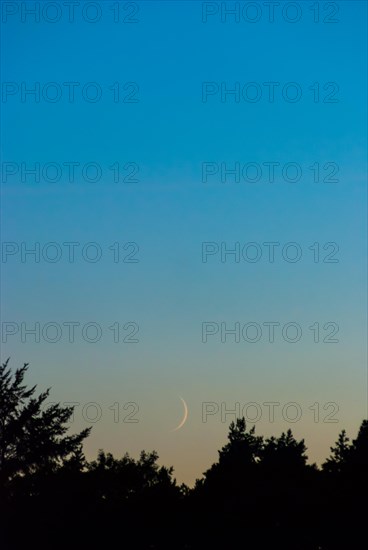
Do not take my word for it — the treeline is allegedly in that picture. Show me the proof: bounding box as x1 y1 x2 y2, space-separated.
0 361 367 549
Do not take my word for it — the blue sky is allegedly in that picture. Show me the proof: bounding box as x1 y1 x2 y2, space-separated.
1 1 367 485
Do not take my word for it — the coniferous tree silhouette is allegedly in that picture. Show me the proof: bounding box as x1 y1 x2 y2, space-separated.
321 421 368 549
0 359 90 493
2 361 368 550
190 419 263 547
259 430 319 549
322 429 350 474
0 360 91 549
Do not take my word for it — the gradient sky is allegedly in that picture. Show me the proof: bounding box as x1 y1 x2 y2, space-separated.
1 0 367 485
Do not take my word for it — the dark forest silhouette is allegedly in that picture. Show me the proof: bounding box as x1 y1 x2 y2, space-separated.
1 360 367 549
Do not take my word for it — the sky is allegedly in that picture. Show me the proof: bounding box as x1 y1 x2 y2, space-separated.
1 0 367 486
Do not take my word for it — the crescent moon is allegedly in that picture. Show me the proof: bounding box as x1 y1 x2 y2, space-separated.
171 397 188 432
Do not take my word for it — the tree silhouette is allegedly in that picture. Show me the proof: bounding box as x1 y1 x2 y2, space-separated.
262 428 308 466
320 421 368 549
350 419 368 467
2 361 368 550
199 418 263 483
220 417 263 463
0 360 92 549
191 419 264 547
0 359 90 494
322 429 350 473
